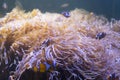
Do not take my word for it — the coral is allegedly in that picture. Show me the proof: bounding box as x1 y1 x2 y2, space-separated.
0 8 120 80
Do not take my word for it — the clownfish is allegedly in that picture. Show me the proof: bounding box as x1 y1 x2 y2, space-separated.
33 60 57 73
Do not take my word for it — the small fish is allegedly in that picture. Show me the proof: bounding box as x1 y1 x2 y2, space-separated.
2 2 8 10
96 32 106 40
61 11 70 18
33 61 57 73
61 3 69 8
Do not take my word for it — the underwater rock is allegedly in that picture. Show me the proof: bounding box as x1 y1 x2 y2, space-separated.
0 8 120 80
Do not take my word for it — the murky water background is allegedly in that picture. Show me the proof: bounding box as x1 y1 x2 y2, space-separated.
0 0 120 20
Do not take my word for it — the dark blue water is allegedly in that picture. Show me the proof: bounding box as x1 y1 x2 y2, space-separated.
0 0 120 20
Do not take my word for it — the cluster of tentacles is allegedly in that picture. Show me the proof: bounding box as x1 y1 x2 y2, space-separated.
0 8 120 80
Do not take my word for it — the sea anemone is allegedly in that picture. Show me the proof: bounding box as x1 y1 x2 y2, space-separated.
0 8 120 80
